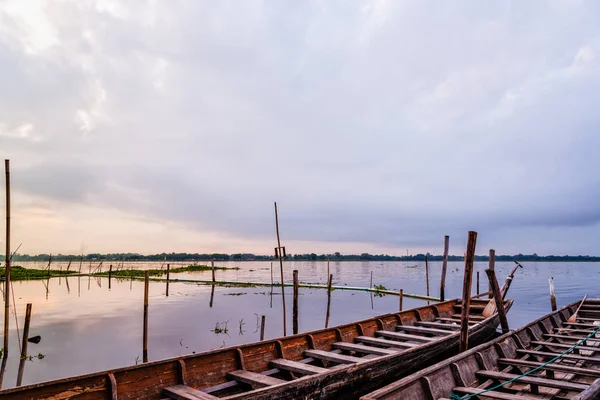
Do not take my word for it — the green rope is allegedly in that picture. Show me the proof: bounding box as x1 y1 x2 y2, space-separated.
449 324 600 400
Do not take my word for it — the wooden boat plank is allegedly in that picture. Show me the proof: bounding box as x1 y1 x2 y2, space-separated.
516 349 600 364
332 342 398 356
543 333 600 341
303 349 364 364
395 325 453 336
451 313 485 321
452 386 541 400
226 370 286 388
164 385 218 400
414 321 461 330
564 322 600 328
355 336 417 349
453 304 486 310
530 340 600 353
435 317 478 325
374 331 435 342
269 359 327 375
476 370 589 391
498 358 600 377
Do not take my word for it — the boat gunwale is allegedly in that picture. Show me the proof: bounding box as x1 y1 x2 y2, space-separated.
360 298 583 400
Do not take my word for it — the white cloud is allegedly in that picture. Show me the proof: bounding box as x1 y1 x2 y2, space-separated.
1 1 600 255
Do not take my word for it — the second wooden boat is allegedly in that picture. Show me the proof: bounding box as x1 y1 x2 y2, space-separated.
362 297 600 400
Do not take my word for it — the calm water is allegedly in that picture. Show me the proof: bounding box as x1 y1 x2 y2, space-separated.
0 260 596 389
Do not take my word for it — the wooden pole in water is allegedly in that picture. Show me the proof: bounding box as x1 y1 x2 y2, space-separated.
293 270 299 335
260 315 266 341
549 277 557 311
165 263 170 297
459 231 477 353
425 255 430 298
488 249 495 299
399 288 403 311
211 260 215 283
209 284 215 308
485 269 509 334
274 202 287 336
440 235 449 301
143 271 149 363
3 159 11 356
325 274 333 328
16 303 32 386
476 271 479 295
108 264 112 290
327 257 330 282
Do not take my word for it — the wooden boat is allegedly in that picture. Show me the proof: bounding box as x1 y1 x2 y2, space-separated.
0 293 512 400
362 297 600 400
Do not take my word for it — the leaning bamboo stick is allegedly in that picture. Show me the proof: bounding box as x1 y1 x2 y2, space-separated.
3 159 11 356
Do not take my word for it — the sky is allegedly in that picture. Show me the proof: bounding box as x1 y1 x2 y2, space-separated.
1 1 600 256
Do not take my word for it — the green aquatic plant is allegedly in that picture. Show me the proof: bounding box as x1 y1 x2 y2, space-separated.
211 320 230 335
373 284 388 298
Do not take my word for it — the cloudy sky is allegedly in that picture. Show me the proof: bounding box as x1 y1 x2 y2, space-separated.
1 1 599 256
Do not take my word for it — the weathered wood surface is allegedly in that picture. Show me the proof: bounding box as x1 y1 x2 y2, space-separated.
440 235 449 301
361 298 600 400
0 296 508 400
459 231 477 352
485 268 509 333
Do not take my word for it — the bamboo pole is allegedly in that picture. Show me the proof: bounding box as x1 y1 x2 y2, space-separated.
549 277 557 311
459 231 477 353
108 265 112 290
143 271 149 363
399 288 403 311
489 249 495 299
16 303 32 386
3 160 10 357
211 260 215 283
325 274 333 328
485 269 509 334
327 257 330 282
425 255 430 298
260 315 266 341
292 270 299 335
476 271 479 295
165 264 170 297
440 235 449 301
274 202 287 336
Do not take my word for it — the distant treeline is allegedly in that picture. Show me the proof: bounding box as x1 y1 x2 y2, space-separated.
2 252 600 262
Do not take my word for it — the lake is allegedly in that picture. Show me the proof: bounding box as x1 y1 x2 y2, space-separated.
0 260 595 389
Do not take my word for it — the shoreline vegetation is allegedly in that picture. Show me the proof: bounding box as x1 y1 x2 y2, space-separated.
2 264 237 281
2 252 600 263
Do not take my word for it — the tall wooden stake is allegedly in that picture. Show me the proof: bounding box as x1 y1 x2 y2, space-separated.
460 231 477 353
425 255 430 298
143 271 149 363
274 202 287 336
3 159 10 357
108 264 112 290
476 271 480 295
485 269 509 333
16 303 32 386
211 260 215 283
292 270 299 335
440 235 449 301
260 315 266 341
165 264 170 297
399 288 403 311
327 257 330 282
325 274 333 328
549 277 557 311
489 249 495 299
